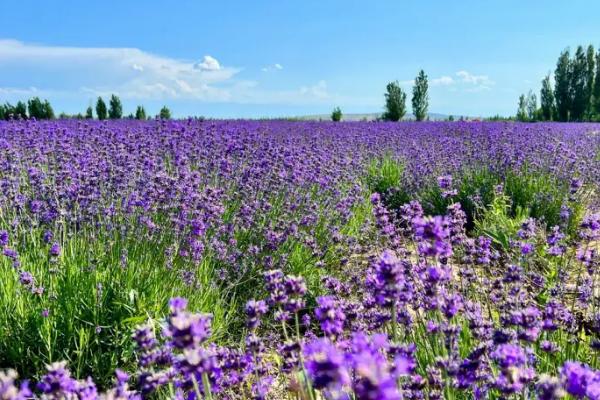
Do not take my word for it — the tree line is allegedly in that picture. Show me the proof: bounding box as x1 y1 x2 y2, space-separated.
0 94 172 121
331 70 429 122
517 44 600 122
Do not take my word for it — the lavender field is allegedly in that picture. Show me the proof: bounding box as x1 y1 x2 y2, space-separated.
1 119 600 399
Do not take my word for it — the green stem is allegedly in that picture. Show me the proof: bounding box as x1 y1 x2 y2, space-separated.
202 372 213 400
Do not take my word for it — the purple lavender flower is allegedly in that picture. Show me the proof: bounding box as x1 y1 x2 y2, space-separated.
49 242 61 257
412 216 453 258
36 361 79 397
437 175 453 190
0 370 31 400
303 338 351 398
0 231 8 247
491 344 534 393
367 250 408 307
42 230 53 244
315 295 346 337
164 298 212 350
245 299 268 330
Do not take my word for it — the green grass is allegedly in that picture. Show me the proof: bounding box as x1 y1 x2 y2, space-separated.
0 213 241 384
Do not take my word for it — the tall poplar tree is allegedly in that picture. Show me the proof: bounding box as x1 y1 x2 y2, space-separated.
96 97 107 120
108 94 123 119
540 74 555 121
411 70 429 121
382 81 407 121
585 45 596 117
554 49 571 121
593 49 600 119
570 46 588 121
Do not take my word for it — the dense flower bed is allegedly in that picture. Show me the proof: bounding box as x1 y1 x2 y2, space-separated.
0 120 599 398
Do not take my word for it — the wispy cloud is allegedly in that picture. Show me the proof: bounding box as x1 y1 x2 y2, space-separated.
194 55 222 71
261 63 283 72
455 70 495 90
0 39 238 100
0 40 336 106
398 70 494 92
431 76 455 86
299 80 328 99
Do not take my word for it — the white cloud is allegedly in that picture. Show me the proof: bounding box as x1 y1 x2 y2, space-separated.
400 75 455 87
0 39 237 100
397 70 494 92
0 40 357 107
299 80 328 99
194 55 221 71
456 70 495 88
431 76 454 86
261 63 283 72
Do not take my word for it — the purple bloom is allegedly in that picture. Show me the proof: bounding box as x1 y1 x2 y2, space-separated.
0 231 8 247
37 361 78 397
437 175 453 190
49 242 61 257
561 361 593 397
0 370 31 400
303 338 351 398
245 299 268 330
315 295 346 337
412 216 453 258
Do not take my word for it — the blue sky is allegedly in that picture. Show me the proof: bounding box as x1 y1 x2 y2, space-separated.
1 0 600 118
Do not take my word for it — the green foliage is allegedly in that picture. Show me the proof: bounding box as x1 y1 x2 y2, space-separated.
419 168 500 231
554 49 571 121
14 101 27 119
95 97 107 120
586 45 596 118
594 50 600 118
516 94 528 122
382 81 407 121
365 155 410 209
474 191 529 251
85 106 94 119
28 98 54 120
503 169 586 236
159 106 171 120
43 100 55 119
540 74 555 121
0 220 236 386
416 167 587 238
135 105 147 120
108 95 123 119
516 91 540 122
411 70 429 121
526 90 538 121
550 45 597 121
571 46 589 121
27 97 44 119
330 106 342 122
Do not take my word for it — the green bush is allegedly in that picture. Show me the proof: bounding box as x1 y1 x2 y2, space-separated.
416 166 587 237
419 168 500 231
331 107 342 122
365 155 410 209
474 190 529 251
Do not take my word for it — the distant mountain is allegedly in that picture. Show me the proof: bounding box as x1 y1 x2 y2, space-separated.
294 112 455 121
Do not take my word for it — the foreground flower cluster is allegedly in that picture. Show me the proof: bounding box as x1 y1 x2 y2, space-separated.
0 119 599 398
1 185 600 398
